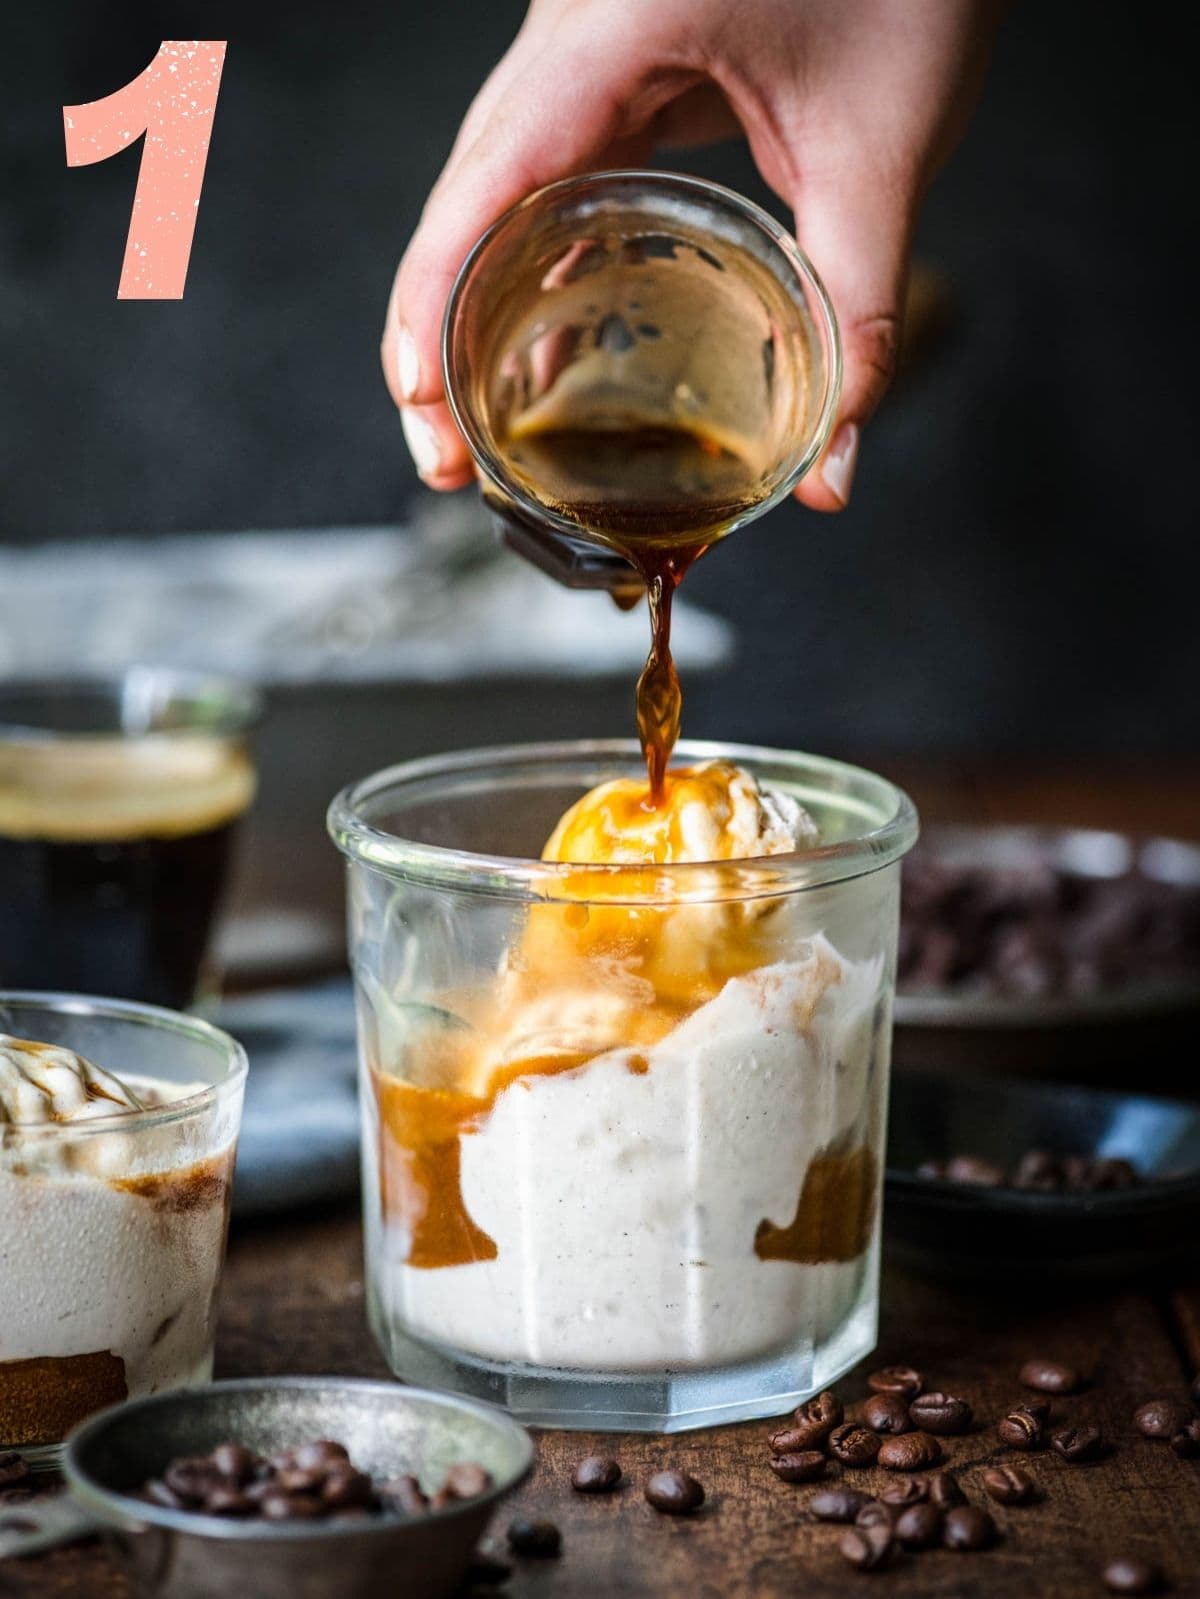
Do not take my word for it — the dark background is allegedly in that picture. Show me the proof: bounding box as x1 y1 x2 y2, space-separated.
3 1 1198 760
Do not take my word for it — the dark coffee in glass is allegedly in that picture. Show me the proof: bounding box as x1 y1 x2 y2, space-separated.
0 673 258 1009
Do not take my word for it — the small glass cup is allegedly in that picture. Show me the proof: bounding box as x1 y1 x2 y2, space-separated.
0 991 246 1463
0 668 261 1010
443 171 842 593
329 740 917 1432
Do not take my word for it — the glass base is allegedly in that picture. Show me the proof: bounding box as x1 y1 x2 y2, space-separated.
369 1287 878 1434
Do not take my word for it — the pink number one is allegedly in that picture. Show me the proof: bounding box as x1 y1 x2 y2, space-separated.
64 40 228 300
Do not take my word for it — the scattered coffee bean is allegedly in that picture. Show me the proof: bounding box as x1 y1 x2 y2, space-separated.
863 1394 912 1435
1102 1557 1163 1595
789 1390 844 1447
928 1471 966 1510
1051 1423 1104 1463
1169 1419 1200 1458
809 1487 871 1523
895 1503 943 1550
943 1505 996 1551
1020 1358 1082 1394
909 1392 973 1436
769 1451 827 1484
998 1404 1047 1451
828 1424 881 1467
571 1455 621 1494
1133 1399 1193 1439
644 1470 705 1515
878 1432 942 1471
856 1501 899 1530
839 1523 893 1571
982 1464 1035 1505
878 1476 928 1507
506 1518 562 1557
0 1453 30 1489
768 1426 814 1456
866 1366 924 1399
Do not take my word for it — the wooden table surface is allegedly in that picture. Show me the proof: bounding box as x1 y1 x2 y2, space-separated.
7 760 1200 1598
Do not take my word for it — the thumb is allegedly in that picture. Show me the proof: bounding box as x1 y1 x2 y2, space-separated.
792 175 913 512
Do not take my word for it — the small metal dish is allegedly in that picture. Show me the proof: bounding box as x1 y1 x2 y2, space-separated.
0 1378 534 1599
885 1069 1200 1284
894 824 1200 1082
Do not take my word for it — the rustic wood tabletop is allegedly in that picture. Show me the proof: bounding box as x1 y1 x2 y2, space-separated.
7 761 1200 1598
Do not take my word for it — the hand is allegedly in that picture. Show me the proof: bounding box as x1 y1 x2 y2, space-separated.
383 0 1000 510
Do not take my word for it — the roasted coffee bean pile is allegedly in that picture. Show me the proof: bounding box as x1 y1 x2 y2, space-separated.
139 1439 493 1522
762 1357 1198 1586
916 1149 1146 1192
899 852 1200 999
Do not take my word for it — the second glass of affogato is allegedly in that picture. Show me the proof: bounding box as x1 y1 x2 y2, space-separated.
331 741 916 1431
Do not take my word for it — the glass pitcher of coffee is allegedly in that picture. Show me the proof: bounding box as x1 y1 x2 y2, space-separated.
442 170 842 598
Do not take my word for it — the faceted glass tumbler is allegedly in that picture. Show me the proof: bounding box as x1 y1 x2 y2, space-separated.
329 740 917 1433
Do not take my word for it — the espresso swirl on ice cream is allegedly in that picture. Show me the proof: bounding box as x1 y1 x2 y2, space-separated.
0 1036 145 1123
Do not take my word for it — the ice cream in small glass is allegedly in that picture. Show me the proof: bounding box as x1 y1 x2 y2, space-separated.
0 994 245 1462
330 741 916 1431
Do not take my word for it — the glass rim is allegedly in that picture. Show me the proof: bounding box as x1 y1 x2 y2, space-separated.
0 666 263 744
0 989 247 1139
328 738 918 904
442 169 844 543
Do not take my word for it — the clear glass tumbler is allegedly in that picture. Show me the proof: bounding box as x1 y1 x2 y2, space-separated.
330 741 917 1432
0 992 246 1463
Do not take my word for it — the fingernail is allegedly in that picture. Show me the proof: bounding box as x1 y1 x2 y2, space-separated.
821 422 859 506
401 407 441 478
397 324 419 401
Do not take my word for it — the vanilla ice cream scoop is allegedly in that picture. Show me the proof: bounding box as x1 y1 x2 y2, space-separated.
0 1035 144 1125
542 759 816 864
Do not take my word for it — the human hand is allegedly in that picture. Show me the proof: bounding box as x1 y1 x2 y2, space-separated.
383 0 1000 509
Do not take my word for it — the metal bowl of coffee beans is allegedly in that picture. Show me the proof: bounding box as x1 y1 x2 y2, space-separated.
894 825 1200 1081
0 1377 534 1599
886 1071 1200 1284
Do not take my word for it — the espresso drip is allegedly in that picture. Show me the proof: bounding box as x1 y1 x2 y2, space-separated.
499 421 766 801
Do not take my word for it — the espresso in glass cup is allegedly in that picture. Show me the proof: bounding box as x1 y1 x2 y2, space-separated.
0 670 259 1009
0 992 245 1463
330 740 917 1433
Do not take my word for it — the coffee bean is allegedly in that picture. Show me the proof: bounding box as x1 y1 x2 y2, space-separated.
878 1476 928 1507
809 1487 871 1523
877 1432 942 1471
261 1491 324 1520
867 1366 923 1399
856 1501 898 1530
277 1466 327 1494
1103 1557 1163 1594
440 1462 494 1501
998 1405 1047 1451
839 1524 893 1571
982 1465 1035 1505
204 1488 255 1517
769 1450 827 1483
768 1426 815 1456
928 1471 966 1510
909 1392 973 1436
895 1503 943 1550
571 1455 621 1494
380 1474 430 1515
1020 1358 1082 1394
163 1459 221 1504
0 1453 30 1489
293 1440 350 1471
210 1443 258 1485
322 1469 374 1509
1170 1419 1200 1458
944 1155 1006 1186
145 1478 187 1510
507 1518 562 1556
644 1471 705 1515
464 1554 513 1589
863 1394 912 1435
789 1390 844 1447
1051 1423 1104 1463
828 1424 880 1467
943 1505 996 1551
1133 1399 1192 1439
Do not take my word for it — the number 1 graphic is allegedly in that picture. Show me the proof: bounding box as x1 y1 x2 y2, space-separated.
63 40 228 299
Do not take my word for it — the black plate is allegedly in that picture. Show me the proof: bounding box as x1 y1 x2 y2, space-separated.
885 1070 1200 1284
